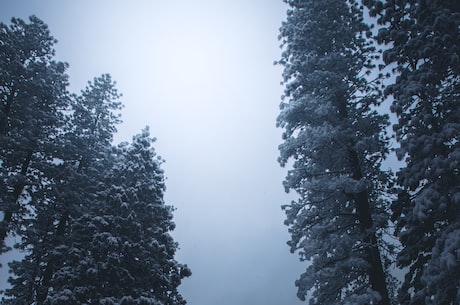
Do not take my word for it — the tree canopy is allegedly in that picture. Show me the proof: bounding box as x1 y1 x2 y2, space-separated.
0 16 190 305
277 1 392 304
363 1 460 304
278 0 460 304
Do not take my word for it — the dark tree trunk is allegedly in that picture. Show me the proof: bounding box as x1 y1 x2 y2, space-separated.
0 149 33 247
36 211 69 304
0 87 17 135
349 149 390 305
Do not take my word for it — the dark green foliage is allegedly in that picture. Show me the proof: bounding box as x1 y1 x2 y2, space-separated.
362 1 460 304
277 1 393 304
44 129 190 305
1 16 189 305
0 15 69 253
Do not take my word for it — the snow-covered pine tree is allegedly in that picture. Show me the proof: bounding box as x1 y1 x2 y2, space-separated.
0 16 69 253
3 75 123 304
43 128 190 305
362 1 460 304
277 1 393 304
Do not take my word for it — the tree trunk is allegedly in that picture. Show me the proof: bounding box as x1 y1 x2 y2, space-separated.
36 211 69 304
0 149 33 247
36 156 87 303
349 149 390 305
0 86 17 135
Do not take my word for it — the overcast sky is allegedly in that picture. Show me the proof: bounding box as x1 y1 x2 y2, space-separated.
0 1 305 304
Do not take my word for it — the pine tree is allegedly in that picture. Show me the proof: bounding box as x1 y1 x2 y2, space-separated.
42 128 190 305
362 1 460 304
0 16 69 253
277 1 393 304
3 75 123 304
2 16 190 305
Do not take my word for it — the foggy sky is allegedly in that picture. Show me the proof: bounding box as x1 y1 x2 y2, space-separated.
0 1 305 305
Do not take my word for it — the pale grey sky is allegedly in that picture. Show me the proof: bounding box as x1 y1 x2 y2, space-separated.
0 1 305 304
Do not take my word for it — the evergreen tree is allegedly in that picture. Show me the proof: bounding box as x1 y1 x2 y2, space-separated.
2 16 190 305
3 75 123 304
362 1 460 304
43 128 190 305
0 16 69 252
277 1 392 304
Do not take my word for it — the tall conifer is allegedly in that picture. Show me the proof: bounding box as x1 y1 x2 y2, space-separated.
0 16 69 252
277 1 393 304
363 1 460 303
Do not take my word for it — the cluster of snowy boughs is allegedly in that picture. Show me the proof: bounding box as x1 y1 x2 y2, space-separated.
277 0 459 305
0 16 190 305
